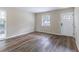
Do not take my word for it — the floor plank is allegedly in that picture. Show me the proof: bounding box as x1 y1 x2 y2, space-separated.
0 32 78 52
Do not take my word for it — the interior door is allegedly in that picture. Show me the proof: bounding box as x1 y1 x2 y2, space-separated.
61 12 74 36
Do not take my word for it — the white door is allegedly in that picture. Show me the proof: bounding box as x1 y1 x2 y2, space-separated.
61 12 74 36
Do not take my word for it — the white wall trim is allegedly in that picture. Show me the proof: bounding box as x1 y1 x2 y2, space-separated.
36 31 74 37
6 31 33 39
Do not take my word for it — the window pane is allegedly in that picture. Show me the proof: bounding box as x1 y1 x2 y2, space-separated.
42 15 50 26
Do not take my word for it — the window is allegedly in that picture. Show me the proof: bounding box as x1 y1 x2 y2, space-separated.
0 10 6 39
61 12 73 20
0 11 6 31
42 15 50 26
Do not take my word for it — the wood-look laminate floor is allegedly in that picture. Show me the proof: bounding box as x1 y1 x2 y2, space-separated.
0 32 78 52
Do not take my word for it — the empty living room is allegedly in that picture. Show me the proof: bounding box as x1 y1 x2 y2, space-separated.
0 7 79 52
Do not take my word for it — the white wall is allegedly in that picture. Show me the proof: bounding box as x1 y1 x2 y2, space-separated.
35 11 61 34
35 8 74 35
74 7 79 50
0 7 35 38
7 8 35 38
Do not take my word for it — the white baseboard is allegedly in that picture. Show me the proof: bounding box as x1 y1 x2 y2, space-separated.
36 31 74 37
6 31 33 39
6 31 74 40
53 33 74 37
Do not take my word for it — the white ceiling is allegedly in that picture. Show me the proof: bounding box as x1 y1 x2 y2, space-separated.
18 7 68 13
